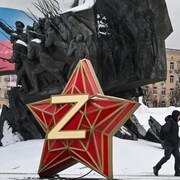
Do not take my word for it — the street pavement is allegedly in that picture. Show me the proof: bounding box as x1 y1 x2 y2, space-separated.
0 174 180 180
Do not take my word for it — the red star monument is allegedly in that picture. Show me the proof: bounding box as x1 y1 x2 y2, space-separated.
28 59 140 179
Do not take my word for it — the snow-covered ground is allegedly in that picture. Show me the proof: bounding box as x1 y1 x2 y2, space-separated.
135 98 180 131
0 138 179 180
1 98 180 179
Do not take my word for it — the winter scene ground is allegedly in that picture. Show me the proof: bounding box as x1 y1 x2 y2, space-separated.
1 98 180 180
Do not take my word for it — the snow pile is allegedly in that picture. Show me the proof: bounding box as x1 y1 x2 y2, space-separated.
134 97 180 130
1 121 23 146
63 0 96 13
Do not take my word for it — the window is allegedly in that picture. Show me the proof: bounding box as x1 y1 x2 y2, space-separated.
146 101 150 107
153 87 157 95
4 90 8 99
144 86 149 95
160 101 166 107
170 88 174 96
10 75 17 82
170 100 174 106
153 100 158 107
161 88 166 95
170 62 174 70
4 76 10 82
170 75 174 83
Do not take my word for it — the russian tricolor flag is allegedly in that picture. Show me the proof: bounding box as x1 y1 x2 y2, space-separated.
0 0 36 75
0 0 95 75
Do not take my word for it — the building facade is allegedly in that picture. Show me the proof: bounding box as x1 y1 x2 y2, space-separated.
0 75 17 108
0 75 9 108
143 48 180 107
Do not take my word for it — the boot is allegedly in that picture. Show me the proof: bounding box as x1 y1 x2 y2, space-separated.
153 166 159 176
174 172 180 176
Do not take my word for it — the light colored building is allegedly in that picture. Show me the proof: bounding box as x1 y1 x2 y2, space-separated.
0 75 17 108
143 48 180 107
0 75 9 108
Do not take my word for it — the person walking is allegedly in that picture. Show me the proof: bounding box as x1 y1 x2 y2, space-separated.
153 110 180 176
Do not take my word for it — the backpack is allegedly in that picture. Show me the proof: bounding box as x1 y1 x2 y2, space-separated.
159 124 165 140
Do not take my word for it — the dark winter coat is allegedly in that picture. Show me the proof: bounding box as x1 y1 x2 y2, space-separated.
163 115 179 147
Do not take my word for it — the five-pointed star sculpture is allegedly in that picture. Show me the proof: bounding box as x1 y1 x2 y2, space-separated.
28 59 140 179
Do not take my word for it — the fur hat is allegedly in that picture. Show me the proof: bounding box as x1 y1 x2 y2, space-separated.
172 110 180 120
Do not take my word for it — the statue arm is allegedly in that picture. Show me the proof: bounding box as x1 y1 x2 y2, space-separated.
0 21 14 35
9 51 18 63
84 43 90 58
27 43 35 60
67 40 76 56
59 24 68 41
8 43 18 63
45 33 54 47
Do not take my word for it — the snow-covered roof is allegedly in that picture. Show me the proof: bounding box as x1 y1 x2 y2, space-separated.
0 0 96 17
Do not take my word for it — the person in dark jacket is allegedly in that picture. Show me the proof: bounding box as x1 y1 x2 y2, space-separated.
153 110 180 176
